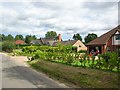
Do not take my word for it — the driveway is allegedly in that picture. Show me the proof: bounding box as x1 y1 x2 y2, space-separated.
0 53 68 88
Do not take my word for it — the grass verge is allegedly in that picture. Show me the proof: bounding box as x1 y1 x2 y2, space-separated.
28 60 119 88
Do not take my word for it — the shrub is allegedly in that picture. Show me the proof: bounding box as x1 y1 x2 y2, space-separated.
2 41 15 52
0 42 2 52
78 50 87 53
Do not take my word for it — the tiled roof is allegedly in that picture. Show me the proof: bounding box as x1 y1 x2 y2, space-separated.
40 38 55 45
86 25 120 45
15 40 25 45
30 40 42 45
52 40 78 46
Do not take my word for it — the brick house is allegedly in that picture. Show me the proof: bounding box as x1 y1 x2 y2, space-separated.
86 25 120 54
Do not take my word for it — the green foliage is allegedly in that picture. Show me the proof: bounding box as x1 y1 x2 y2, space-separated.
2 34 14 41
2 41 15 52
45 31 57 39
13 49 23 55
73 33 82 41
0 42 2 52
14 45 119 72
78 50 87 53
66 54 74 65
25 35 37 44
15 34 24 40
84 33 97 44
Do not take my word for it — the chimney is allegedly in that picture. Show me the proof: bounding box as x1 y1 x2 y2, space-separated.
58 34 62 41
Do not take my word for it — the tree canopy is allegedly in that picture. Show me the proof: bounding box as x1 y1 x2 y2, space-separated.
73 33 82 41
45 31 57 39
15 35 24 40
25 35 37 44
84 33 97 44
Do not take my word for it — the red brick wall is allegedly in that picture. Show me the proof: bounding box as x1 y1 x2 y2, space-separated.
106 36 113 51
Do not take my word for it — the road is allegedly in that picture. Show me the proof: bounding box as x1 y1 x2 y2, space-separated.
0 54 68 88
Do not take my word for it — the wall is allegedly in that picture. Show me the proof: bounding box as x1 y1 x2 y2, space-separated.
73 40 87 52
112 31 120 45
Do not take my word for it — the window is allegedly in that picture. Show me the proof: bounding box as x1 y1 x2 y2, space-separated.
107 47 110 51
116 34 120 40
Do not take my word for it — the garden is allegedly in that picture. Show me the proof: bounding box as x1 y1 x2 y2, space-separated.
13 45 120 72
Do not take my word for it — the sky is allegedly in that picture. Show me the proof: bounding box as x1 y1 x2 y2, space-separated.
0 0 119 40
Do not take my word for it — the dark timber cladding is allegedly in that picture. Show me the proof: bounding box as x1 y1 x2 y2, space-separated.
86 25 120 54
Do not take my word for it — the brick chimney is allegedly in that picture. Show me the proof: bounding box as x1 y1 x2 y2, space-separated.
58 34 62 41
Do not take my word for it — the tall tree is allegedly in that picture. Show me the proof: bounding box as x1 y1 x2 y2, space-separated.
7 34 14 41
84 33 97 44
73 33 82 41
1 34 7 41
45 31 57 39
25 35 37 44
15 35 24 40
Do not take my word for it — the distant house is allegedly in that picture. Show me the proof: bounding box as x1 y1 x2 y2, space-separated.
15 40 26 45
30 40 42 45
86 25 120 54
30 34 61 46
30 38 56 46
53 40 87 52
30 34 87 52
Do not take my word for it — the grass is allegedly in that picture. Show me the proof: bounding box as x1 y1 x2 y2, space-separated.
28 59 119 88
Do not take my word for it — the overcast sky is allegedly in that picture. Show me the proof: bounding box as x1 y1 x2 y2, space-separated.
0 0 119 40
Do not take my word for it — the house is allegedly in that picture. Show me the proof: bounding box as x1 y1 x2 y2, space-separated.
30 40 42 45
30 34 87 52
30 34 61 46
30 38 56 46
53 40 87 52
86 25 120 54
15 40 26 45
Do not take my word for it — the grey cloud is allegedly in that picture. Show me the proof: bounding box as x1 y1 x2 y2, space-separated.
31 2 61 10
83 2 117 10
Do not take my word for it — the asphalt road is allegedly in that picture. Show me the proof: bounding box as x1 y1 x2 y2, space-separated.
0 54 68 88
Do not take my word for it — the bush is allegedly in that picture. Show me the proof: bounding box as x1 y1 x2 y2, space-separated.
0 42 2 52
78 50 87 53
2 41 15 52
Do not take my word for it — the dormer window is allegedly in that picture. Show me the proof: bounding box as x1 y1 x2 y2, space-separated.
116 34 120 40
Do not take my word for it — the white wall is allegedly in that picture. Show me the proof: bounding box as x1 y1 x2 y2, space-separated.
112 31 120 45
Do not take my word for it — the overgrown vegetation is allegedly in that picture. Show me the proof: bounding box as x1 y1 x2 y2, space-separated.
2 41 15 52
13 45 120 72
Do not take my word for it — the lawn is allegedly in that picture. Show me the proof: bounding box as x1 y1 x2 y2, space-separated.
28 60 119 88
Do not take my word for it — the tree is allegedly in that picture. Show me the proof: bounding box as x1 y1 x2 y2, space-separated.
7 34 14 41
73 33 82 41
45 31 57 39
1 34 6 41
15 35 24 40
25 35 37 44
84 33 97 44
0 34 2 42
2 41 15 52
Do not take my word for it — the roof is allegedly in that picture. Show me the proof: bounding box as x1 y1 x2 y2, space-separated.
40 38 56 45
15 40 25 45
86 25 120 46
52 40 78 46
30 40 42 45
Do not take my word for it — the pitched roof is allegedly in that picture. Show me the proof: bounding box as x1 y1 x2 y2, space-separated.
52 40 78 46
40 38 56 45
30 40 42 45
15 40 25 45
86 25 120 46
